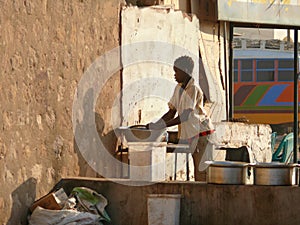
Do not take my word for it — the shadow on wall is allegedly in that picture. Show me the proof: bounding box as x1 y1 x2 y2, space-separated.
73 88 118 178
7 177 37 225
125 0 160 6
270 122 295 135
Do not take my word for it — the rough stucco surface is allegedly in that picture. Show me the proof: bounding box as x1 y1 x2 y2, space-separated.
0 0 123 223
121 6 200 126
213 122 273 163
120 7 200 181
198 21 227 123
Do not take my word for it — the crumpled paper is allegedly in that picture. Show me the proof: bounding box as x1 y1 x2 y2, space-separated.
28 187 110 225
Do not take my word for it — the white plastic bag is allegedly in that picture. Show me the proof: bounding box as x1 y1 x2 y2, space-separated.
28 206 103 225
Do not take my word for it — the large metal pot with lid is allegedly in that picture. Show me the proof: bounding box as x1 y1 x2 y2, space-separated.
252 162 296 186
206 161 249 185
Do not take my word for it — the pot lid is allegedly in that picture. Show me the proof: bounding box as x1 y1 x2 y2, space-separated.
250 162 297 168
205 161 248 167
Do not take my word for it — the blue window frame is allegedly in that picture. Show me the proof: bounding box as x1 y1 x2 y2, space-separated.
234 59 238 82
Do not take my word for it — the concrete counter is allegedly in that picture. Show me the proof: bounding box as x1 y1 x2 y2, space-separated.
53 177 300 225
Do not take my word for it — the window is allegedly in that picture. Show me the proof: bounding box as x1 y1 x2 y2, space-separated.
278 59 294 81
240 59 253 82
256 59 274 82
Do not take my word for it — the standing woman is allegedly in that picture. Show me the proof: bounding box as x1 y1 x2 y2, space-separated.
147 56 214 181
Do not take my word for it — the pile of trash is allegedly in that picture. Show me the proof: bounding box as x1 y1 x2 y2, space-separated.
28 186 111 225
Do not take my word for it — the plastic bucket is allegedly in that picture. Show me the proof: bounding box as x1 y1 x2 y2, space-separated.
147 194 181 225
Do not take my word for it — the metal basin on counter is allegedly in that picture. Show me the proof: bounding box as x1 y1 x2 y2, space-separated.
206 161 249 185
252 163 296 186
116 125 166 142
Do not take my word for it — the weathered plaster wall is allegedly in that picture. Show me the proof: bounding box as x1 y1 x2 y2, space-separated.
124 0 227 125
173 0 228 122
0 0 123 223
121 6 200 126
213 122 273 163
198 21 227 122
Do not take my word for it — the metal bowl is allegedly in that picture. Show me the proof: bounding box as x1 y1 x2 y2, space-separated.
252 163 296 186
116 125 166 142
206 161 249 185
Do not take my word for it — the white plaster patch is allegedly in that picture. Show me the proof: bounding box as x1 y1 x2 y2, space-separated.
36 114 43 130
31 164 43 182
17 166 28 184
213 122 272 163
121 7 200 126
53 135 64 160
46 167 55 184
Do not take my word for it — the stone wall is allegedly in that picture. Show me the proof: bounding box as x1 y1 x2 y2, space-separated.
0 0 123 223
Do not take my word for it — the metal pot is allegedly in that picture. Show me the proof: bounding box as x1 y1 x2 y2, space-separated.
252 163 296 186
206 161 249 185
167 131 179 144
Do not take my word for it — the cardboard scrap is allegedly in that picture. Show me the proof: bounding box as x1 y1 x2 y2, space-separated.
30 188 68 212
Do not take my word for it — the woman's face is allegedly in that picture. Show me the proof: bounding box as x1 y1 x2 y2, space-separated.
173 67 186 83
